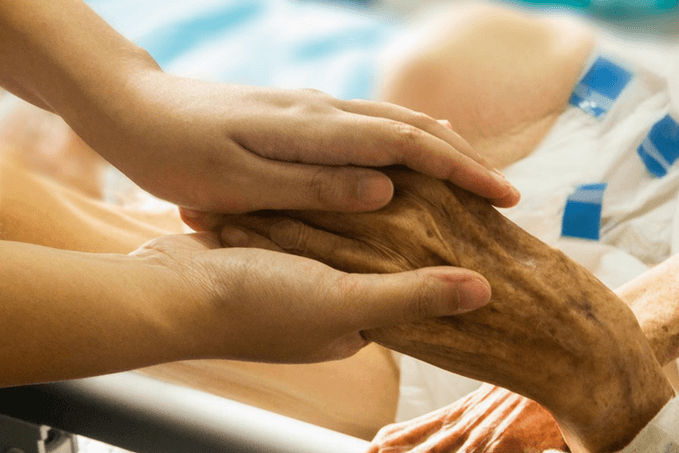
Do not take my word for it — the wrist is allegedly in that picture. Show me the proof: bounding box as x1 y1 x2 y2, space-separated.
555 341 673 453
125 249 209 362
126 236 230 362
76 251 197 368
51 46 162 155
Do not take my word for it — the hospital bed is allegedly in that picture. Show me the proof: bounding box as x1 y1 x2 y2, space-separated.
0 372 370 453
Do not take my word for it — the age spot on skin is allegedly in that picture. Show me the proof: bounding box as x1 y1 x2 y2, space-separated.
569 296 600 325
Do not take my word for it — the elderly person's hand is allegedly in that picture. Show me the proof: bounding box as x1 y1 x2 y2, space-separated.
128 232 491 363
212 169 674 452
367 384 567 453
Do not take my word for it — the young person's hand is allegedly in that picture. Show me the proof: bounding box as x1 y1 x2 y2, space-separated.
85 75 519 214
130 232 491 363
1 0 518 219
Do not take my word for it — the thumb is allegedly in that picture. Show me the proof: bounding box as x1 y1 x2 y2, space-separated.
340 267 492 330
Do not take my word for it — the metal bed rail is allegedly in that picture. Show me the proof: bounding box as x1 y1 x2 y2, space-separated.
0 371 371 453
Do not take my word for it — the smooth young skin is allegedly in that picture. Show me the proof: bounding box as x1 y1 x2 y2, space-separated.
0 0 518 214
0 156 399 438
0 233 492 388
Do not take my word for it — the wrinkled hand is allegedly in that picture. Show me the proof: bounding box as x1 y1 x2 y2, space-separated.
129 232 491 363
368 384 568 453
206 169 672 452
80 70 517 213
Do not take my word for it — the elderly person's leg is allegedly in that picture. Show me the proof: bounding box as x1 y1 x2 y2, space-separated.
0 156 399 440
375 2 595 170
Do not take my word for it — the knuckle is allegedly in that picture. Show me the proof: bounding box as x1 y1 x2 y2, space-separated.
293 222 311 255
308 167 344 207
405 297 430 323
409 110 437 128
333 273 362 302
330 273 368 315
404 277 436 322
296 88 335 113
299 87 327 97
272 219 308 253
392 122 425 164
395 122 423 144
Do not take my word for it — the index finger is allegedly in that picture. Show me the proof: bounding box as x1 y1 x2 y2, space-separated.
336 99 520 207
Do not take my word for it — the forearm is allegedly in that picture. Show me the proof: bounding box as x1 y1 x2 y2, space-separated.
0 240 188 387
230 169 674 452
0 0 159 135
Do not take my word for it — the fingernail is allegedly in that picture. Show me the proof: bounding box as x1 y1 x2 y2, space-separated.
269 220 299 250
499 175 520 200
358 175 393 207
222 227 249 247
509 184 521 201
181 208 201 219
456 278 492 312
437 119 453 130
491 171 518 194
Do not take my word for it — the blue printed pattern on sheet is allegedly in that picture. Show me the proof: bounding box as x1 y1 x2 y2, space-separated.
637 114 679 177
569 57 632 118
561 183 608 240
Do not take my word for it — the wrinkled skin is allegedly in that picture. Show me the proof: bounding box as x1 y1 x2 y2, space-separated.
367 384 567 453
365 251 679 453
223 168 674 453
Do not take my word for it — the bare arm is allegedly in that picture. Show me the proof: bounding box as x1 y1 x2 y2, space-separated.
365 253 679 453
221 169 674 453
1 231 491 388
0 0 156 117
0 0 518 213
0 240 185 387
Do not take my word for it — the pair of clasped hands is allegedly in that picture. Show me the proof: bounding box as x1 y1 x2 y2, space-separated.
92 74 527 449
107 79 520 365
115 81 525 450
